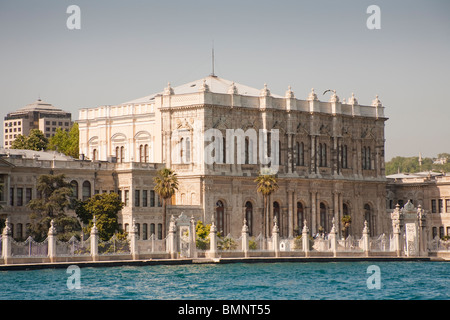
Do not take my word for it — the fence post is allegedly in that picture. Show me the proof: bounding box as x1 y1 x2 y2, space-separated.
47 220 57 263
208 221 218 259
242 219 249 258
129 219 139 260
90 216 99 262
302 219 310 257
1 218 12 264
168 215 177 259
362 220 370 257
272 217 280 258
329 222 337 257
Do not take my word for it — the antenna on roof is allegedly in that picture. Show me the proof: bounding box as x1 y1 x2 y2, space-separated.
210 40 216 77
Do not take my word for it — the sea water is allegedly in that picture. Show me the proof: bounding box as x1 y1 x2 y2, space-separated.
0 262 448 300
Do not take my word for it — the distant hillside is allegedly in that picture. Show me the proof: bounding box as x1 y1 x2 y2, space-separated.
385 153 450 175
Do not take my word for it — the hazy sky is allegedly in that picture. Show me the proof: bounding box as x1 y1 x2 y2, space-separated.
1 0 449 161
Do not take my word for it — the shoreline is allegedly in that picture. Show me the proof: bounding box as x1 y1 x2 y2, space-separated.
0 256 439 272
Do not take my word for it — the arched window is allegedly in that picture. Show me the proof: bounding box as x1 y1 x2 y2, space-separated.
343 203 349 216
115 147 120 162
70 180 79 199
142 223 148 240
297 202 304 231
144 144 149 163
120 146 125 163
157 223 162 240
364 203 374 236
82 181 91 201
92 149 98 161
245 138 249 164
245 201 253 236
318 143 323 167
367 147 371 170
179 138 184 162
150 223 155 237
320 202 327 232
139 145 144 162
215 200 225 234
222 136 226 164
273 201 280 225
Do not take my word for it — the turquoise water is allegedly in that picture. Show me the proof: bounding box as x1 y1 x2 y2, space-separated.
0 262 448 300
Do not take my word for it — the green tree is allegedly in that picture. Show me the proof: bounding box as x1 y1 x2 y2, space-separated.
195 220 211 250
27 174 80 241
11 129 48 151
48 123 79 158
254 173 279 238
153 168 179 239
75 193 124 241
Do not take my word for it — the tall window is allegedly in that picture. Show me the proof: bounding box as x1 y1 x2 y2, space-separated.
17 188 23 206
142 223 148 240
320 202 327 231
157 223 162 239
438 199 444 213
179 138 184 162
318 143 327 167
364 203 374 236
295 142 305 166
245 201 253 236
185 137 191 163
362 146 371 170
150 190 155 207
82 181 91 201
216 200 225 234
121 146 125 163
135 190 140 207
144 144 149 162
297 202 304 231
92 149 98 161
25 188 32 204
245 138 250 164
222 137 226 164
341 144 348 169
273 201 280 225
150 223 155 237
431 199 437 213
139 145 144 162
143 190 148 207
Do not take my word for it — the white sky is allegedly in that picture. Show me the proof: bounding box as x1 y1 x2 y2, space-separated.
1 0 449 161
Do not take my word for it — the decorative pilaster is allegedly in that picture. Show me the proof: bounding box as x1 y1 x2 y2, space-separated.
190 215 197 259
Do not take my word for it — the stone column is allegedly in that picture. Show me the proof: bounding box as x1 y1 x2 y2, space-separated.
272 217 280 257
362 220 370 257
90 216 99 262
417 205 427 257
208 221 218 259
47 220 57 263
190 216 197 259
242 219 249 258
393 224 402 257
302 219 310 257
168 215 177 259
310 191 317 235
329 220 338 257
1 218 12 264
129 219 139 260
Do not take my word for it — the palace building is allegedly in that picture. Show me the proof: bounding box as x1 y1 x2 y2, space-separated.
77 75 390 239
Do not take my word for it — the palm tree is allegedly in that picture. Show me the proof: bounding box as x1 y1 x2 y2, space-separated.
341 215 352 239
153 168 179 239
254 173 279 238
